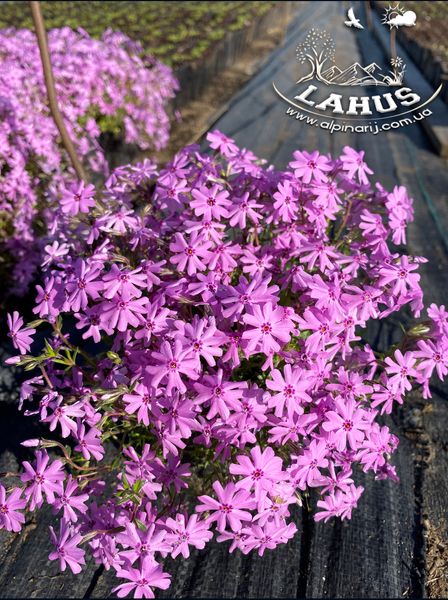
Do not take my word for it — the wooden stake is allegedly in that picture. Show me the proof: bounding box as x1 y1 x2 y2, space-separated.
29 1 87 181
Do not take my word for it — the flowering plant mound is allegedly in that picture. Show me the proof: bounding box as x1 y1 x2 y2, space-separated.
3 131 448 597
0 26 178 294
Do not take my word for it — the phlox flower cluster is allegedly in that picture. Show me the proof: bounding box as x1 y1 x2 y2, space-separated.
0 26 178 293
3 131 448 598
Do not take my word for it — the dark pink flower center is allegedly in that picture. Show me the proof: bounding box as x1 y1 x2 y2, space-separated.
252 468 263 480
342 420 353 431
261 323 272 334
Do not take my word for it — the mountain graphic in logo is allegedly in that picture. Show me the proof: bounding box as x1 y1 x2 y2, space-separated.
322 62 385 86
296 29 406 87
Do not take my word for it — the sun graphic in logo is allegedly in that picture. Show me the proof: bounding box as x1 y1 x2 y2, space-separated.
382 3 417 29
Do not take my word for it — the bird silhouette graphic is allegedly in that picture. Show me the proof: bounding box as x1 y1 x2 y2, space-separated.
344 7 364 29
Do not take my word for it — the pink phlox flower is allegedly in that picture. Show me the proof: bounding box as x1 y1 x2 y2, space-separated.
268 412 317 445
49 519 86 574
240 520 297 556
358 209 387 238
341 284 382 321
169 231 212 276
414 339 448 380
216 529 249 553
99 208 139 234
66 258 103 312
42 240 70 268
154 454 190 492
123 445 161 499
289 150 332 184
191 183 231 221
117 522 168 564
185 218 226 245
272 180 299 222
53 475 89 522
228 191 263 228
135 300 171 342
164 513 213 558
193 369 246 421
0 485 26 532
60 180 96 215
229 385 268 429
155 175 189 212
172 315 223 367
309 462 354 495
44 397 84 438
220 274 279 321
32 275 60 319
384 349 418 394
157 392 197 438
101 292 148 332
207 240 242 272
102 264 147 299
428 303 448 337
326 368 373 400
7 311 35 355
314 490 346 522
322 397 370 451
266 364 312 417
292 439 329 489
206 129 239 156
188 271 221 304
113 557 171 599
252 481 296 527
146 339 199 394
21 450 65 510
242 302 293 356
123 383 157 426
358 424 398 473
196 480 255 532
308 274 344 319
75 306 108 343
229 446 285 505
315 484 364 522
296 239 340 272
340 146 373 185
298 308 335 354
74 424 105 461
240 247 274 277
379 255 420 297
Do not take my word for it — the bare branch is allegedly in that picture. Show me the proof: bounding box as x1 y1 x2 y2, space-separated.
29 1 87 182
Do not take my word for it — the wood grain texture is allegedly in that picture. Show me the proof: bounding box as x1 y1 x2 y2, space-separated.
0 1 447 597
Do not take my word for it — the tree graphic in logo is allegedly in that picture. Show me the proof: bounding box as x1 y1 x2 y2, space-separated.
295 24 406 87
295 28 335 84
